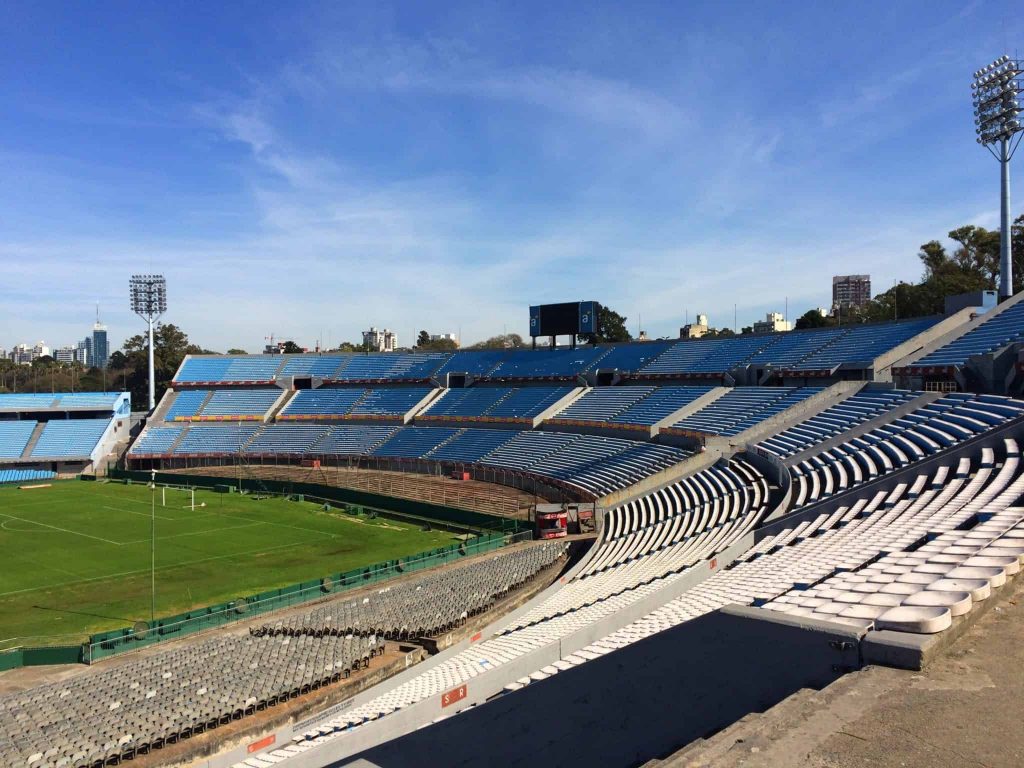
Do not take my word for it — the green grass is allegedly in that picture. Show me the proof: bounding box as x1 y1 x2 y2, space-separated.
0 481 459 646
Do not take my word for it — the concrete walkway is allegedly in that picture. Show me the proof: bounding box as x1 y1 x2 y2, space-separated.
657 577 1024 768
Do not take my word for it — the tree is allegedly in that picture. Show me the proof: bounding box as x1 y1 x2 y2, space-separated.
120 323 209 407
227 348 248 355
468 333 525 349
280 341 303 354
336 341 359 352
108 351 128 370
416 330 430 348
794 309 830 330
578 306 632 344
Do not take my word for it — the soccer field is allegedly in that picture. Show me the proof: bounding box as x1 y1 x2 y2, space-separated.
0 481 460 646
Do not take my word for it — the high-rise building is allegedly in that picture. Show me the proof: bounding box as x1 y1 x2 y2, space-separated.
362 327 398 352
680 313 710 339
77 338 91 366
91 306 109 369
832 274 871 310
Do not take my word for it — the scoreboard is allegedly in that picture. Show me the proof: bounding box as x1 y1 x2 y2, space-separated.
529 301 600 337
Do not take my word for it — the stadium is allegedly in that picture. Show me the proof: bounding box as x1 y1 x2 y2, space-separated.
3 288 1024 767
4 6 1024 768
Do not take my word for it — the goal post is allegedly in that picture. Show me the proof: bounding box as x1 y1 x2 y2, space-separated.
159 485 198 510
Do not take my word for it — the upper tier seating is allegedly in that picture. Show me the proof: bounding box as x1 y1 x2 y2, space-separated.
279 355 347 378
758 389 919 458
638 337 757 375
587 341 674 373
0 393 60 410
129 426 183 455
745 327 847 368
332 353 447 382
31 419 109 458
175 356 282 382
909 299 1024 369
432 350 507 377
788 316 939 371
51 393 123 409
166 390 208 420
0 421 37 459
669 387 823 437
485 348 607 379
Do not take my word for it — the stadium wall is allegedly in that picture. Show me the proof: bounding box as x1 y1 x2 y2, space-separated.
278 606 860 768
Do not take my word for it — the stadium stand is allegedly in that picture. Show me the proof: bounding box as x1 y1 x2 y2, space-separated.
0 468 56 484
174 356 283 383
370 427 460 457
758 389 920 459
128 426 183 455
173 425 259 454
788 316 940 372
426 428 518 463
610 385 715 426
315 425 399 455
548 386 656 423
581 341 674 373
279 388 366 419
243 424 332 454
418 387 511 419
0 421 37 458
484 347 607 380
0 543 568 768
902 297 1024 371
331 353 448 382
666 386 823 437
279 355 347 378
349 387 432 417
482 386 573 420
30 419 111 458
166 388 280 421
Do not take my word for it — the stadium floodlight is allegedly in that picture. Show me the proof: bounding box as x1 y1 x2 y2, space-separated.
130 274 168 411
972 54 1023 300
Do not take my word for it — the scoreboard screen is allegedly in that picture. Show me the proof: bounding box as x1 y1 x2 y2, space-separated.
529 301 600 337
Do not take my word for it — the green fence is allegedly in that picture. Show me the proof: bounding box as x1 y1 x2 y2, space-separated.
0 645 82 671
84 530 512 663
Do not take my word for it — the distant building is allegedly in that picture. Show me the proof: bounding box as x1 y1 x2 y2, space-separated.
753 312 793 334
430 333 458 346
363 327 398 352
833 274 871 310
90 320 109 369
53 345 77 364
680 313 710 339
77 338 91 366
10 342 49 364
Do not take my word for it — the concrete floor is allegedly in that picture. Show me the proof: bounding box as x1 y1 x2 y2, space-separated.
660 577 1024 768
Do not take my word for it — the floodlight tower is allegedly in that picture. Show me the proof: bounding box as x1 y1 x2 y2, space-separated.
130 275 167 411
972 54 1024 301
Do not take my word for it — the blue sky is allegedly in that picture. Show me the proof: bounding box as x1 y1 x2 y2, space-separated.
1 0 1021 352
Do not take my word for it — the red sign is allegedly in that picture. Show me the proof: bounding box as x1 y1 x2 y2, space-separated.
470 632 482 643
709 558 717 570
441 684 467 708
248 734 276 753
